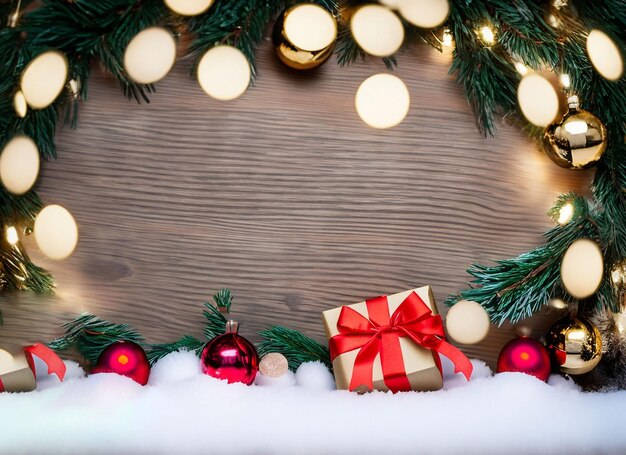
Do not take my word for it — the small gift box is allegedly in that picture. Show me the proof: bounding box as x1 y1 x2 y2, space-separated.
322 286 472 393
0 344 66 392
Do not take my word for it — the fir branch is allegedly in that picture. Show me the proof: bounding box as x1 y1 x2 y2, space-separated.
258 326 331 371
446 215 610 324
203 288 231 339
147 335 205 365
49 313 145 362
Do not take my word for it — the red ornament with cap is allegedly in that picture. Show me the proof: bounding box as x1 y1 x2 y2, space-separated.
92 340 151 385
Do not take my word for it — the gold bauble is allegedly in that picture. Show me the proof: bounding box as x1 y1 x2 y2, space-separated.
273 3 337 70
543 95 607 169
547 317 602 375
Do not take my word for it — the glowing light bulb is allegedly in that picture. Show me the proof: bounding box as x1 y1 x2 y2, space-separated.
560 73 571 88
442 28 453 47
479 26 495 45
514 62 528 76
557 203 574 224
6 226 19 245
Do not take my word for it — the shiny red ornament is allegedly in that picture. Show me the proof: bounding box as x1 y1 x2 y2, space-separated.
201 320 259 385
92 341 151 385
497 337 551 382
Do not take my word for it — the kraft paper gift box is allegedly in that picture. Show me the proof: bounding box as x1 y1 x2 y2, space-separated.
0 344 66 392
322 286 472 393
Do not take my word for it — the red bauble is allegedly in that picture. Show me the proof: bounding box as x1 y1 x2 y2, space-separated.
201 321 259 385
92 341 151 385
497 337 551 382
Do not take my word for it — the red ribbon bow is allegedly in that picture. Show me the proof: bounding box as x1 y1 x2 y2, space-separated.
329 291 472 392
0 343 66 392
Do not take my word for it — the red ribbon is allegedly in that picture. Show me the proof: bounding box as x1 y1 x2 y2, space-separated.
23 343 67 381
329 291 473 392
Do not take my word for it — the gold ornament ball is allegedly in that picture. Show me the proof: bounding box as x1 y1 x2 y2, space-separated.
543 95 607 169
547 317 602 375
273 3 337 70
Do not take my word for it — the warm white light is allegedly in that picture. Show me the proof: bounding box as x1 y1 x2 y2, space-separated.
197 45 251 101
445 300 490 345
350 5 404 57
13 90 26 118
0 135 40 195
557 203 574 224
164 0 214 16
284 3 336 51
586 30 624 81
560 73 571 88
355 73 410 129
561 239 604 300
548 298 568 310
69 79 80 99
442 28 453 47
547 14 561 28
20 51 68 109
517 73 559 127
514 62 528 76
564 120 588 135
378 0 400 8
397 0 449 29
34 205 79 260
124 27 177 84
479 26 495 45
6 226 19 246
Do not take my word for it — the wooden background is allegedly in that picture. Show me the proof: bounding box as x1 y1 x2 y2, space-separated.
0 40 593 367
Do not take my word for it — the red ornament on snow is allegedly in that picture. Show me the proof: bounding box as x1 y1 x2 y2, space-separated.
92 341 151 385
201 320 259 385
497 337 551 382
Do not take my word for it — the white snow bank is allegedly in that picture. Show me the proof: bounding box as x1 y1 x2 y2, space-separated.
0 350 623 455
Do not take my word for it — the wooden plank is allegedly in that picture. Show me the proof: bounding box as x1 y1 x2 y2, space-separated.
0 43 592 367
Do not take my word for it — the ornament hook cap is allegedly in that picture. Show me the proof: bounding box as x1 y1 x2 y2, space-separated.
567 95 580 109
225 320 239 334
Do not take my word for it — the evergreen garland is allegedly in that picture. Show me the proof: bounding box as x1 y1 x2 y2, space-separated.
0 0 624 330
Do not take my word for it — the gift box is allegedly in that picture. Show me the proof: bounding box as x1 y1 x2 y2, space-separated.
0 344 66 392
322 286 472 393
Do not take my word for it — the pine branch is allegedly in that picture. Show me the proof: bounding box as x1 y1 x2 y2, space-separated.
49 313 145 362
147 335 205 365
258 326 331 371
203 288 231 339
445 215 613 324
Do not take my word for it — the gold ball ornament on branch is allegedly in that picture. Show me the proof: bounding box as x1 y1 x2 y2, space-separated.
350 4 405 57
543 95 607 169
273 3 337 70
0 136 40 195
20 50 68 110
123 27 177 84
560 238 604 300
547 317 602 375
197 45 251 101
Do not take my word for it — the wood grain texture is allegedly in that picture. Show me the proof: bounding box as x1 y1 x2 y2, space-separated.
0 42 593 367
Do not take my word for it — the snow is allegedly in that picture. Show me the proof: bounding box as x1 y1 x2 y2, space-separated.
1 350 626 454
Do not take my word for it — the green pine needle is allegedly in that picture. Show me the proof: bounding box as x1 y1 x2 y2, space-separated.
147 335 206 365
49 313 145 363
258 326 331 372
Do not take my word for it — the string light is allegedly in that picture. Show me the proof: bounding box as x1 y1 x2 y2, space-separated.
442 28 453 47
611 261 626 289
560 73 571 88
514 62 529 76
6 226 19 246
557 202 574 224
479 26 495 46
